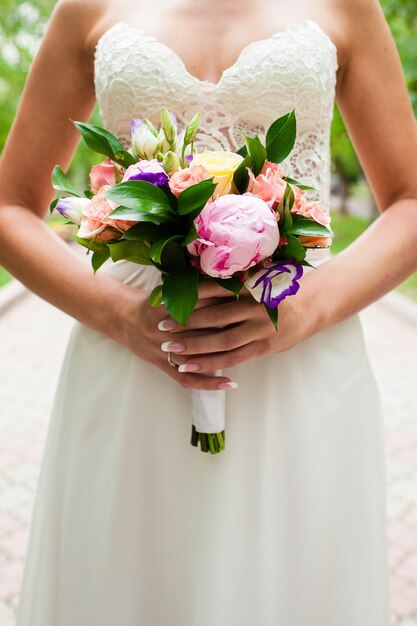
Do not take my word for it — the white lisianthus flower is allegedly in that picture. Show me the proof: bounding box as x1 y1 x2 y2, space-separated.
54 197 90 225
130 119 159 159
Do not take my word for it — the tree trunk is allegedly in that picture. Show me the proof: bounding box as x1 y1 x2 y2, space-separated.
333 156 351 215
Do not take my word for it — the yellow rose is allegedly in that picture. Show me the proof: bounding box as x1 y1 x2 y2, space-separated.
191 150 244 196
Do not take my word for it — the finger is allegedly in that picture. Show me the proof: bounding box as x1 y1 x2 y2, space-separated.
158 359 238 390
158 297 255 333
161 321 261 356
182 298 253 330
197 280 236 300
176 340 267 373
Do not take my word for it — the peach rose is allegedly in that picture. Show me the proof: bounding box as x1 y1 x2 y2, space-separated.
248 160 287 207
89 159 117 194
293 201 331 227
169 165 211 198
298 236 332 248
78 186 134 241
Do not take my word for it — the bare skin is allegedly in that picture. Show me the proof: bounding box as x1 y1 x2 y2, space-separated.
0 0 417 388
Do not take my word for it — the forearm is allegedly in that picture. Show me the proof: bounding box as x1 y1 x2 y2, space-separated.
303 198 417 331
0 204 135 341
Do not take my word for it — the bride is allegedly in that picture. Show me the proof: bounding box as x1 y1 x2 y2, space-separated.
1 0 417 624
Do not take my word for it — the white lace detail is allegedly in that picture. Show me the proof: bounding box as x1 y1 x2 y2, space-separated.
94 20 338 211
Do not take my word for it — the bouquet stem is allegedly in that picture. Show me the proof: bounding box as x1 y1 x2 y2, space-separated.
190 425 225 454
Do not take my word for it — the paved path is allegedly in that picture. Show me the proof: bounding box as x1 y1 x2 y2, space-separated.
0 291 416 625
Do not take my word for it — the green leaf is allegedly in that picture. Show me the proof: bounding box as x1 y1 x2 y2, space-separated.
182 223 198 246
73 235 109 254
236 144 248 157
150 236 181 264
277 183 294 230
214 276 244 296
84 189 94 199
277 234 306 262
300 260 316 269
113 149 136 168
264 304 279 331
162 268 199 325
91 248 110 272
49 198 59 214
265 110 297 163
107 207 174 223
121 222 172 241
158 237 187 272
149 285 164 308
282 176 316 191
105 181 174 217
51 165 79 197
107 240 153 264
177 179 217 215
287 218 334 238
233 153 252 194
73 120 122 154
244 135 267 177
72 121 136 167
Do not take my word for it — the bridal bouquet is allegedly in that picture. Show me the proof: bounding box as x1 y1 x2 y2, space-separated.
51 108 333 454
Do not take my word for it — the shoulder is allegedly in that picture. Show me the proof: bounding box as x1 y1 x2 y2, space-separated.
330 0 393 87
52 0 109 22
334 0 389 38
46 0 111 73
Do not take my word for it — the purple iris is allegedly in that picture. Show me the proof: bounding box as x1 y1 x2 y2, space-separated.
245 261 304 308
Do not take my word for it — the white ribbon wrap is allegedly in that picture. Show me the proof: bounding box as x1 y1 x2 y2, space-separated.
191 370 226 433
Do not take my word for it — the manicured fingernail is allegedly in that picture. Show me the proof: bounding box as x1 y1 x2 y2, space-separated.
158 319 176 331
161 341 185 353
217 382 239 390
178 363 200 373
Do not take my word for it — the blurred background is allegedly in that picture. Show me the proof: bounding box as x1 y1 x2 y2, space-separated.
0 2 417 625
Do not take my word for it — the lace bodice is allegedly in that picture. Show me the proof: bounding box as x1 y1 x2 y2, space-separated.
94 20 338 210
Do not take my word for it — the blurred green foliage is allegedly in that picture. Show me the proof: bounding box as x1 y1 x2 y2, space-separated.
0 0 416 191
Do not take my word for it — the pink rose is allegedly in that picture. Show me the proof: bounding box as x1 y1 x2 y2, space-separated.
169 165 211 198
248 160 287 207
89 159 117 194
78 186 134 241
293 201 331 227
187 193 279 279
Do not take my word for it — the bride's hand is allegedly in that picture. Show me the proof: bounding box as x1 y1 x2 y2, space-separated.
120 285 237 390
159 280 317 373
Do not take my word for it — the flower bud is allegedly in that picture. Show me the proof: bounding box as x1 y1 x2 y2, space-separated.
55 197 90 225
144 119 158 136
162 151 180 175
175 129 193 166
130 119 159 159
157 127 171 154
184 112 201 145
160 107 177 147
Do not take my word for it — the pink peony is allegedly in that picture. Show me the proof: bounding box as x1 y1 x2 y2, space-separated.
293 201 331 227
169 165 211 198
89 159 117 194
187 194 279 279
78 186 134 241
247 160 287 207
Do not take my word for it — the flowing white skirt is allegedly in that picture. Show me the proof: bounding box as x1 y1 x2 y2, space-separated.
16 256 391 626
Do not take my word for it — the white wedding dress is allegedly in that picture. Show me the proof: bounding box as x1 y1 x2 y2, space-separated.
16 20 391 626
